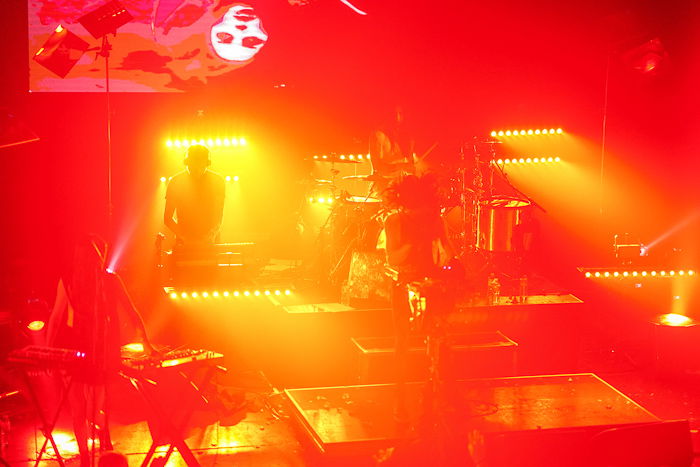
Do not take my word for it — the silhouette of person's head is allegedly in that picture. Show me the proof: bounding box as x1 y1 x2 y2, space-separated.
185 145 211 177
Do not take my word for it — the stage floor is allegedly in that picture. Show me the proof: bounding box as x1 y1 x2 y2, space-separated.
3 369 700 467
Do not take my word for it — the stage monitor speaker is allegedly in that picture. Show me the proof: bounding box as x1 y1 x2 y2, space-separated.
586 419 693 467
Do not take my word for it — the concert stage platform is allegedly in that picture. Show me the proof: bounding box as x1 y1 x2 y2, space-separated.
284 373 686 466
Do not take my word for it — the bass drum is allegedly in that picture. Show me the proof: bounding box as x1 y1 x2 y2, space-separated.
477 196 531 252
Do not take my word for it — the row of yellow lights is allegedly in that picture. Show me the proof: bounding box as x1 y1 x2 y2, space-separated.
584 270 695 278
493 157 561 164
491 128 564 137
159 175 239 182
165 138 247 148
169 289 293 299
312 154 371 161
308 196 334 204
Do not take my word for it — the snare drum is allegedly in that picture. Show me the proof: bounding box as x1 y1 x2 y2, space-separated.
477 196 531 252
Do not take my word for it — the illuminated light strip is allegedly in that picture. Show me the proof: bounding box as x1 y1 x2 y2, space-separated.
580 269 695 279
494 157 562 165
312 154 370 161
165 287 292 299
165 138 248 148
308 196 334 204
161 175 238 182
491 128 563 137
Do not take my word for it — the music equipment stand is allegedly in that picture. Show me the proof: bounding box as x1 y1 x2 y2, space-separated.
122 355 224 467
8 347 87 467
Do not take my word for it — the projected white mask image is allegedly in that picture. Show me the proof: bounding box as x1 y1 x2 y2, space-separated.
210 5 268 62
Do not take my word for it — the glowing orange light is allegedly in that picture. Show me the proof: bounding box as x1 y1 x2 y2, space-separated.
36 47 45 56
613 271 620 277
285 290 292 296
632 271 638 277
191 292 199 298
547 157 554 162
660 271 666 276
497 159 503 164
174 140 182 148
166 140 173 147
264 290 271 295
622 271 629 277
160 177 167 183
534 129 541 135
689 270 695 276
490 131 497 137
170 292 178 299
122 343 144 353
198 139 205 145
594 272 601 277
275 290 281 296
604 271 610 277
512 130 519 136
207 138 214 147
340 155 346 160
234 291 240 297
498 131 505 136
555 157 561 162
27 320 45 332
358 154 364 160
202 292 209 298
213 291 220 297
223 138 231 146
254 290 261 296
651 271 657 276
349 154 355 160
239 137 247 146
181 292 188 298
505 130 512 136
641 271 648 276
55 25 64 33
533 158 540 163
548 129 555 134
223 291 230 297
215 138 222 146
504 159 511 164
527 130 534 135
225 176 231 182
585 272 592 278
556 128 563 134
244 291 251 297
657 313 694 327
518 158 525 163
525 158 532 163
669 270 676 276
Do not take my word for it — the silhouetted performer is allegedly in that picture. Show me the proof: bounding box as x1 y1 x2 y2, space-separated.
164 145 225 246
46 235 155 466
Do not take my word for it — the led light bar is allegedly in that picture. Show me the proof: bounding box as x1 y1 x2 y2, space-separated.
491 128 564 137
312 154 370 161
492 157 561 165
164 286 293 299
308 196 334 204
160 175 238 182
165 138 248 148
578 268 695 279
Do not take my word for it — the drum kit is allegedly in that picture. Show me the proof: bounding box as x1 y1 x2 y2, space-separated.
305 138 537 293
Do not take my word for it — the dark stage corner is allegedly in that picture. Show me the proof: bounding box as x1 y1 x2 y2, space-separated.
2 0 700 466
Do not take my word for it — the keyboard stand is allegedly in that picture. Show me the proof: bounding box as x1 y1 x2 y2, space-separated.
18 370 72 467
124 363 223 467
